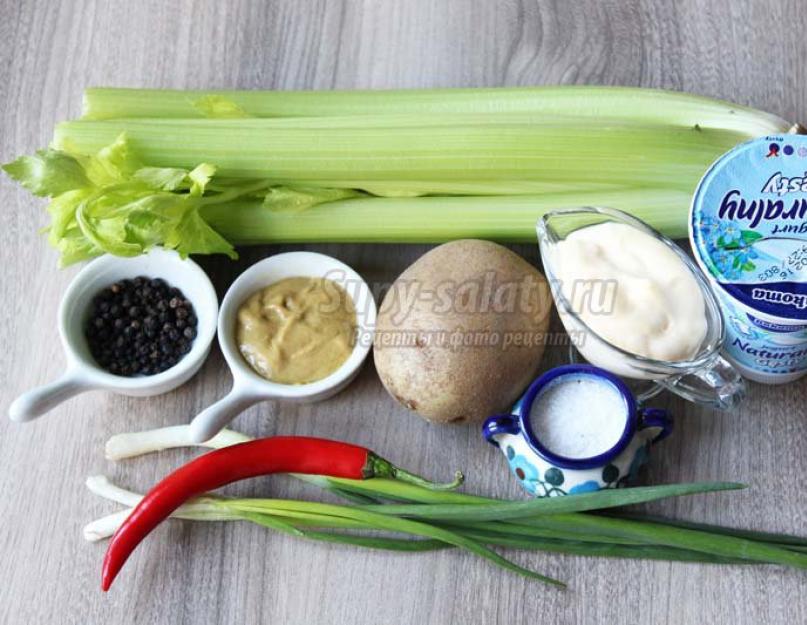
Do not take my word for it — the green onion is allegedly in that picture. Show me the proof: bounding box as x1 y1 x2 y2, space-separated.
243 513 450 552
218 498 564 586
510 512 807 569
84 428 807 587
600 511 807 548
295 474 491 504
451 529 750 564
244 512 751 563
297 476 807 568
349 482 744 522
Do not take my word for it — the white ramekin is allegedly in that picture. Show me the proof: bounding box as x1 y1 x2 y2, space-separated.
9 248 218 422
188 251 376 443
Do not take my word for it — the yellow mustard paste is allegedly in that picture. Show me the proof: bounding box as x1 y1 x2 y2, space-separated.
236 277 357 384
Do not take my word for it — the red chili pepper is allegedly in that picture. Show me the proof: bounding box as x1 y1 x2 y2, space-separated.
102 436 460 591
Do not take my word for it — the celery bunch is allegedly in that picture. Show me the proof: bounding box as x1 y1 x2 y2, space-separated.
2 87 794 265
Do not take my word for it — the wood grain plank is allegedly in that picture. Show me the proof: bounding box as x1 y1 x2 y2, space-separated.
1 1 806 624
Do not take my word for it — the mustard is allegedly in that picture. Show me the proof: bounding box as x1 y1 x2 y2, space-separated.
236 277 356 384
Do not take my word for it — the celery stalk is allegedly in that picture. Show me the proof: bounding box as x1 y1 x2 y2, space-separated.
202 190 694 241
81 86 793 137
7 86 795 265
53 116 747 193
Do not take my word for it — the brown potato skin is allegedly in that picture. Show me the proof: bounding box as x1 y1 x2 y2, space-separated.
373 240 553 424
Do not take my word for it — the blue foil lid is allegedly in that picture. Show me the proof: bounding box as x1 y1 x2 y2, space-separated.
690 135 807 321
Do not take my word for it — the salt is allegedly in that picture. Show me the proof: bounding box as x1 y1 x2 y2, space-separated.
529 375 627 459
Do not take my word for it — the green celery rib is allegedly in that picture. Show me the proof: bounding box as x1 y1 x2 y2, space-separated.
53 116 746 192
81 86 792 137
202 189 694 241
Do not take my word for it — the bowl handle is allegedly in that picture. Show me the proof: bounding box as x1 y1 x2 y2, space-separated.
637 407 673 444
9 371 91 422
482 414 520 445
189 386 263 443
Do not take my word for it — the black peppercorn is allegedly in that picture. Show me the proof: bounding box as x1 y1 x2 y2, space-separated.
84 275 198 377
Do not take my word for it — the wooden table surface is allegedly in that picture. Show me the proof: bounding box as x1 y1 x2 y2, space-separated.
2 1 806 624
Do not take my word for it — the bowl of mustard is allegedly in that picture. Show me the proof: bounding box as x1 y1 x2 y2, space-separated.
189 251 376 442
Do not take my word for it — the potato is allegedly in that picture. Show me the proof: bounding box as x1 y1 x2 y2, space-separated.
373 240 552 424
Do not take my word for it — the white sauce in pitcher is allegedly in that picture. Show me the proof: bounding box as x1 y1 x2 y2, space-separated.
530 375 626 458
554 222 707 363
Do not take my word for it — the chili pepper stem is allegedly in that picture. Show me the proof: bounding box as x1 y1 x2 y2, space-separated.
364 453 464 490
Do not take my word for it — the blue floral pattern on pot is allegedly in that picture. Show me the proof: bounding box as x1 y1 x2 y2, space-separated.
483 365 672 498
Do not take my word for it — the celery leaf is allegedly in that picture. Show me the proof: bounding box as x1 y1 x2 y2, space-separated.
263 186 364 212
3 133 238 265
83 133 142 185
133 167 191 191
2 149 90 196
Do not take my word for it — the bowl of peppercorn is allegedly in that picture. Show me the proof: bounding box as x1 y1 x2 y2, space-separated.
9 248 218 422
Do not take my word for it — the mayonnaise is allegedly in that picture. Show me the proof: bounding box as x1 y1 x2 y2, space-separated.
553 221 707 366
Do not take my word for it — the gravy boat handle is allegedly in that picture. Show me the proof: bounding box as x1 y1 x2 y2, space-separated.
189 386 264 443
659 354 746 410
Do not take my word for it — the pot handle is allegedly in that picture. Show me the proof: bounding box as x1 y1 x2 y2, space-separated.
189 386 263 443
9 371 92 422
482 414 520 445
637 407 673 444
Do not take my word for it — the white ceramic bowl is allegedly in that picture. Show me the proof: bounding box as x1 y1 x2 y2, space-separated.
9 248 218 422
188 251 376 443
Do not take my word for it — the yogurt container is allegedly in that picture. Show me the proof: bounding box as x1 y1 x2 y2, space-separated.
690 135 807 384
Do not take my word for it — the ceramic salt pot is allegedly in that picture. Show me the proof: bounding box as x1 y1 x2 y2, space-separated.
482 365 672 497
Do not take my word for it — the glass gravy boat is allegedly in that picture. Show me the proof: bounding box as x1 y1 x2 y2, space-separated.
536 206 745 410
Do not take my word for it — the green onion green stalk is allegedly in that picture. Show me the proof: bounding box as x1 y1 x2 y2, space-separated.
86 427 807 589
